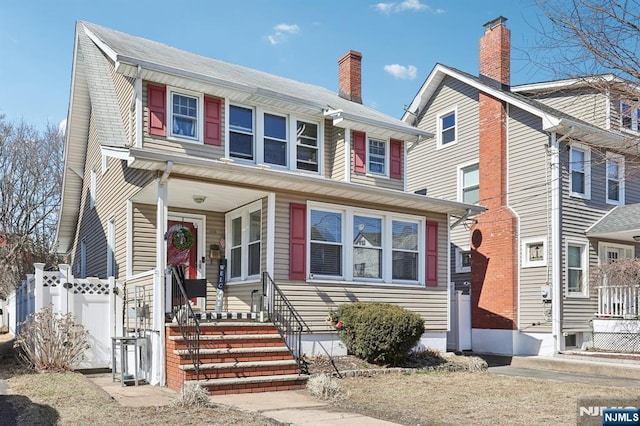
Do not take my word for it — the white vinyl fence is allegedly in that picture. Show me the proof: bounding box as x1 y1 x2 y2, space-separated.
11 263 123 369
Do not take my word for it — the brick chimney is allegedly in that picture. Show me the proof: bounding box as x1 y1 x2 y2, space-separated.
479 16 510 89
338 50 363 104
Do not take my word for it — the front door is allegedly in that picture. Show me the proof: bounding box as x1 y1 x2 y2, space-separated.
168 216 205 309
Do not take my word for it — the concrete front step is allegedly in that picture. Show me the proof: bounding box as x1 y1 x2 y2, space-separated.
174 346 291 356
186 374 309 395
180 359 298 371
168 333 282 341
173 346 293 364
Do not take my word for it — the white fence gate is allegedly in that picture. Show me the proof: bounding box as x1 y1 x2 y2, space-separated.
447 285 471 352
12 263 123 369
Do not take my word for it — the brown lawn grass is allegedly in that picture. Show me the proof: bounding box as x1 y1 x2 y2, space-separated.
331 370 640 426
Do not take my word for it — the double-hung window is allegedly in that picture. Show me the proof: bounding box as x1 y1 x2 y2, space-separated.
227 201 262 281
458 162 479 204
229 106 321 173
264 113 287 166
229 105 255 160
367 139 388 176
566 240 588 296
620 101 640 132
437 108 457 148
296 121 318 172
606 153 624 205
171 92 199 140
569 144 591 199
308 203 424 285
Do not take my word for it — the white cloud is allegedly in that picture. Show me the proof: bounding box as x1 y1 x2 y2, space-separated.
373 0 444 14
384 64 418 80
58 118 67 135
268 23 300 45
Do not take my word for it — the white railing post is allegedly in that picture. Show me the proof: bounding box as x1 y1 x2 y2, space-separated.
33 263 45 313
58 264 72 314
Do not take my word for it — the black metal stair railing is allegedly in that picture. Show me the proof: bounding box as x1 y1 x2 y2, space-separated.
170 266 201 381
262 272 310 373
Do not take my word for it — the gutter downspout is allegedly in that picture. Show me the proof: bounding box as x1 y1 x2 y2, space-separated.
450 209 472 230
135 65 143 148
550 127 574 354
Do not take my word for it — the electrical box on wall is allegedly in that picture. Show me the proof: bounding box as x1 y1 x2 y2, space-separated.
541 285 552 302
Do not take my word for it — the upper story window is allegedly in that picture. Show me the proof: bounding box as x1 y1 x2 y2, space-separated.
566 239 588 297
368 139 388 176
606 152 625 205
437 107 457 149
228 104 321 174
569 143 591 199
226 201 262 281
171 93 199 140
296 121 318 172
229 105 255 160
458 162 479 204
620 101 640 132
308 202 424 285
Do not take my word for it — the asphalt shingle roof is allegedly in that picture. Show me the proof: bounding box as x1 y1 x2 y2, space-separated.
588 203 640 235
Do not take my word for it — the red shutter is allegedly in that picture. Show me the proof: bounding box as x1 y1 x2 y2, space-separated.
289 203 307 280
147 84 166 136
204 96 221 146
352 131 366 173
425 221 438 286
390 139 403 179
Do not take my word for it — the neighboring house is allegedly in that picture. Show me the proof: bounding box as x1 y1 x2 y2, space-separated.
403 16 640 356
55 22 483 387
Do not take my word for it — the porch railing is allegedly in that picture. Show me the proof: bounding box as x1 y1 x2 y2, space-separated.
262 272 309 373
596 285 640 319
170 266 201 381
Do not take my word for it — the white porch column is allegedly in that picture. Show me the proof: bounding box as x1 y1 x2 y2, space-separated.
549 133 563 353
33 263 45 313
151 178 168 386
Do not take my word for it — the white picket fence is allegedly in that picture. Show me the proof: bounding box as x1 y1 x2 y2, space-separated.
10 263 123 369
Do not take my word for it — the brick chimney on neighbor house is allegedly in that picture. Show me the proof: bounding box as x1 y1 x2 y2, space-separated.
338 50 363 104
479 16 510 90
471 16 519 335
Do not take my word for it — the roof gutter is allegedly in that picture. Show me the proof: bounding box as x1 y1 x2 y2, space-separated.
324 108 433 139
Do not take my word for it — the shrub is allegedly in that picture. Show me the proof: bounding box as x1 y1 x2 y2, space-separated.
335 302 425 365
14 305 89 372
307 374 344 400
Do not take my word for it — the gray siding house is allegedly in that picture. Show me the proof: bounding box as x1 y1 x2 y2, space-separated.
403 17 640 356
55 22 483 389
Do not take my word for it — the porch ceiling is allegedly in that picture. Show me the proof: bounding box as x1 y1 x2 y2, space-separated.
131 178 268 212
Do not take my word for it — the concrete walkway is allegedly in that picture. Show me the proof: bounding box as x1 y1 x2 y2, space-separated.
85 374 177 407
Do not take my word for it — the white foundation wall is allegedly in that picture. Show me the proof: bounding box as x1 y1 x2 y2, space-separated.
301 332 447 357
472 329 555 356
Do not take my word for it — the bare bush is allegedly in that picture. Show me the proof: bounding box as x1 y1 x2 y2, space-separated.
591 258 640 289
14 305 89 372
173 382 210 407
307 374 344 401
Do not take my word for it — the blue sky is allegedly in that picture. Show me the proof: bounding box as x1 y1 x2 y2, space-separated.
0 0 550 130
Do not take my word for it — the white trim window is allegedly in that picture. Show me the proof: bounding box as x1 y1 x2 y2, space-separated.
367 138 388 177
168 88 203 142
458 162 479 204
522 237 546 268
620 101 640 132
228 105 322 174
437 107 457 149
455 246 471 273
566 239 589 297
308 202 424 285
226 201 262 281
295 120 319 172
569 143 591 199
606 152 625 205
229 105 255 161
598 241 634 265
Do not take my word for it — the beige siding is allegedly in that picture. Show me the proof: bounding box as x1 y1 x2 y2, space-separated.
142 80 226 159
349 130 404 191
107 59 135 145
324 120 345 181
269 192 449 332
525 88 608 128
507 106 553 332
132 203 156 274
